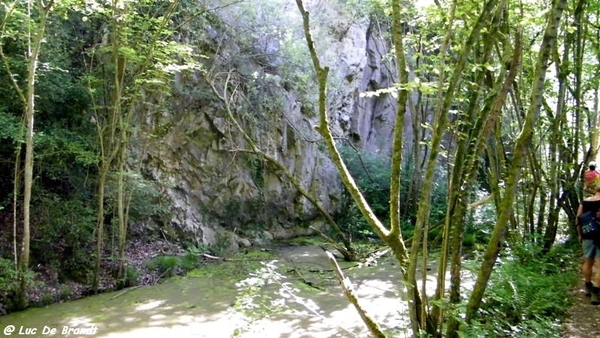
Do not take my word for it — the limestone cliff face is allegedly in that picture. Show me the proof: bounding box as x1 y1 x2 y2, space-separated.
327 20 413 157
143 84 342 250
141 1 412 249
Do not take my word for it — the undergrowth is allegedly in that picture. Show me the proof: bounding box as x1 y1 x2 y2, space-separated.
461 243 578 337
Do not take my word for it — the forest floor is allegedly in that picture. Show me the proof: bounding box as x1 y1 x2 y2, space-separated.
22 238 184 311
563 281 600 338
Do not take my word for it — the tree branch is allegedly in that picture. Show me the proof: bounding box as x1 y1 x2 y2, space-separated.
325 250 385 338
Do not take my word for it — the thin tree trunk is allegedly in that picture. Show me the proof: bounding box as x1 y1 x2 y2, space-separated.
18 0 54 306
432 13 498 330
408 0 499 335
325 251 385 338
13 149 21 266
465 0 567 322
389 0 409 240
93 164 109 292
445 19 520 338
543 26 570 249
1 0 33 290
2 1 27 267
117 143 127 280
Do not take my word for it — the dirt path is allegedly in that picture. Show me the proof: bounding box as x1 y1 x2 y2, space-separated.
563 282 600 338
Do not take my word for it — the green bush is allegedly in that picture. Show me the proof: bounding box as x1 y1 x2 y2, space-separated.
0 258 19 311
337 146 391 239
147 253 198 277
40 293 54 306
462 244 578 337
59 285 73 300
462 233 476 247
180 252 199 271
147 255 180 276
0 258 33 313
117 266 140 289
32 193 96 284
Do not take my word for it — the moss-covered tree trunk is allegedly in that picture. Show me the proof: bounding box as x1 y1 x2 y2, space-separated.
465 0 567 323
542 5 572 250
92 0 126 293
443 9 521 337
406 0 500 335
4 0 54 307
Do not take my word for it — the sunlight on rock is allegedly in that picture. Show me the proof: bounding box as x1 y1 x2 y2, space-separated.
149 314 166 320
67 316 94 326
177 315 194 324
242 318 296 337
135 300 165 311
355 279 396 296
324 304 360 328
460 270 476 292
148 319 166 326
103 327 183 338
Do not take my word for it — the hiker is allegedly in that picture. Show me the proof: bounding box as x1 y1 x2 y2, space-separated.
584 162 600 197
576 185 600 304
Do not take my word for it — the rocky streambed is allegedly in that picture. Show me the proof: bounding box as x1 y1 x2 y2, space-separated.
0 245 423 338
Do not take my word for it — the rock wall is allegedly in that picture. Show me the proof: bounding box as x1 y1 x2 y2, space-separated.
327 20 414 156
140 0 413 250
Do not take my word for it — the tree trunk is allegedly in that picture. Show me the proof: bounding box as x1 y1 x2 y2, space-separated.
465 0 567 323
117 142 127 280
92 164 108 293
407 0 499 335
17 0 54 307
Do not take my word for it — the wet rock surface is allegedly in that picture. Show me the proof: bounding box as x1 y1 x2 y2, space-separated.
0 245 412 338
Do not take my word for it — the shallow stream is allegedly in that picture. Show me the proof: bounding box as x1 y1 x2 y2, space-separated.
0 245 423 338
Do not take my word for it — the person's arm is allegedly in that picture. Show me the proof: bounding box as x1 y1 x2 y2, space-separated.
577 203 584 241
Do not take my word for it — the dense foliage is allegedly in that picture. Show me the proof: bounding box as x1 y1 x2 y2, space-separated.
465 244 578 337
337 145 451 241
0 0 193 308
0 0 597 336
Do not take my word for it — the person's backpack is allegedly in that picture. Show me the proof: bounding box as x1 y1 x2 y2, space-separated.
593 172 600 187
578 210 600 238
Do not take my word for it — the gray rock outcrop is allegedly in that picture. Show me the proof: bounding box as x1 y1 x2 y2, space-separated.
139 0 413 250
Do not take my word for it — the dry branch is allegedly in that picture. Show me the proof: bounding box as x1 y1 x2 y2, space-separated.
206 70 356 260
324 250 385 338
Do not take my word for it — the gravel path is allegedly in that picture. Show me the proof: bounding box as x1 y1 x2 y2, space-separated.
563 281 600 338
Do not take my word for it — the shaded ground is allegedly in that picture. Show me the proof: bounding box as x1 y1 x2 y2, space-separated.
21 239 182 309
0 245 415 338
563 281 600 338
